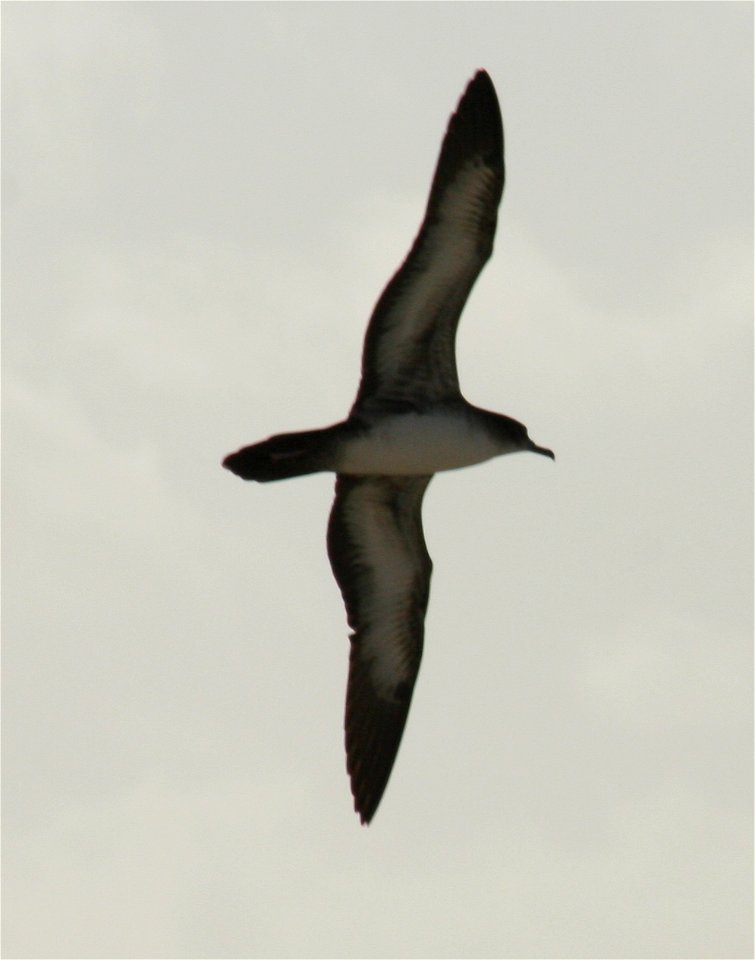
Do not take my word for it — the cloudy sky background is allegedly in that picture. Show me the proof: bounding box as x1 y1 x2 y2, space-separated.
3 3 752 958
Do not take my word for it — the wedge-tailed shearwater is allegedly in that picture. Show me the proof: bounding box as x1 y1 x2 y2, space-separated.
223 70 554 824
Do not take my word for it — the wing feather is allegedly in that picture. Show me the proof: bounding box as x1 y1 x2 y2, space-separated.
353 70 504 412
327 474 433 823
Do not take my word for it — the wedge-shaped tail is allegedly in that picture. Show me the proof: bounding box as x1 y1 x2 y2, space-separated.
223 427 340 482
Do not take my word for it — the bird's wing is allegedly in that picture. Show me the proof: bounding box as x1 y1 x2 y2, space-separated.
352 70 504 414
327 474 433 823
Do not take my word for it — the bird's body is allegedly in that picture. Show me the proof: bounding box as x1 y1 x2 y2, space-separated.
336 405 513 475
227 403 543 481
223 70 553 823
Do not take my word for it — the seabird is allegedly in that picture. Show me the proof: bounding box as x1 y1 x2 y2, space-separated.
223 70 554 824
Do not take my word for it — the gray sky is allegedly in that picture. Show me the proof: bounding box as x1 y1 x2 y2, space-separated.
3 3 753 958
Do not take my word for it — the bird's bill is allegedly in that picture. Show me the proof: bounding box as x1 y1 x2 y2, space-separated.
529 440 555 460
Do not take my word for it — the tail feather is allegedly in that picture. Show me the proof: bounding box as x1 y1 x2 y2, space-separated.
223 427 336 482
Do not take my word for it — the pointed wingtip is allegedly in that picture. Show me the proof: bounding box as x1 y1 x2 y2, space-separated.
465 69 496 96
467 69 496 98
472 68 492 84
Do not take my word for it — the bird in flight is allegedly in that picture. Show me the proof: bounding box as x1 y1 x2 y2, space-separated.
223 70 554 824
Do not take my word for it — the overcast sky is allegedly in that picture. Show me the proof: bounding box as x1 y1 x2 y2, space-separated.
3 3 753 958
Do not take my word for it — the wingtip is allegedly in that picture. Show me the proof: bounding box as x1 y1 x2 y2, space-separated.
453 69 502 151
468 69 495 94
472 68 492 83
348 754 386 826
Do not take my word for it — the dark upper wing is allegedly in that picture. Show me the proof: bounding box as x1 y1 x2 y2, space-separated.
352 70 504 413
327 474 433 823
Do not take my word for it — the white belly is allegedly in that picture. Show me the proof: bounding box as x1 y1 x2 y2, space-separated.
336 411 503 476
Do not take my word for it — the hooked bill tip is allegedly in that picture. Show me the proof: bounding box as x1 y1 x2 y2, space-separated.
531 441 555 460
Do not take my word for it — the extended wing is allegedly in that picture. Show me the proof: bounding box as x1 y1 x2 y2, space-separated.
327 474 433 823
352 70 504 413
